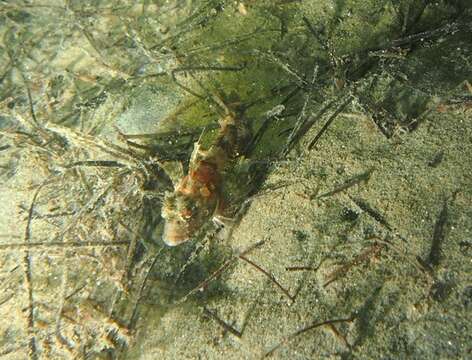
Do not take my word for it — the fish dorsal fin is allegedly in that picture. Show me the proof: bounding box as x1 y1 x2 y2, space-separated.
190 142 202 164
161 161 185 189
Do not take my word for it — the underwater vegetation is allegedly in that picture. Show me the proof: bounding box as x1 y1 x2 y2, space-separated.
0 0 471 358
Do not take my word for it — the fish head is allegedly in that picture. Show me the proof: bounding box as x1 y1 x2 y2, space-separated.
161 190 216 246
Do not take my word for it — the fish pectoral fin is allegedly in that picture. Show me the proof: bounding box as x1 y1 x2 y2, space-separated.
212 214 235 229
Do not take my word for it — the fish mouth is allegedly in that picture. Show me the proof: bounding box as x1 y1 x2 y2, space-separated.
162 221 191 246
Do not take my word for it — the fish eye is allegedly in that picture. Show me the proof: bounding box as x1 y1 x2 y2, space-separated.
182 208 193 219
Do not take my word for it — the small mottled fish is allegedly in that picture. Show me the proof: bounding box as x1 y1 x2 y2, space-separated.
161 103 250 246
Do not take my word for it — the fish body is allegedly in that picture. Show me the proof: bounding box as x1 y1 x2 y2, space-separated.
161 110 250 246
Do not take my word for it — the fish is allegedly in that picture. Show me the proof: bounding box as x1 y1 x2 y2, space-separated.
161 102 251 246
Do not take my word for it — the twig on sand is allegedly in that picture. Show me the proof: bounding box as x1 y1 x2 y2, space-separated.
239 255 295 303
176 240 266 304
263 316 355 358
